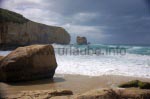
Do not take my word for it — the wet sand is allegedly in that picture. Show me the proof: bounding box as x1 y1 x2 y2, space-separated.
1 74 150 96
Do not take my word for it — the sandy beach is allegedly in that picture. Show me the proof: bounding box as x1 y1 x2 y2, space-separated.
1 1 150 98
1 74 150 96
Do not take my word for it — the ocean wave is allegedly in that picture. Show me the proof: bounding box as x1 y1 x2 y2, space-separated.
0 44 150 78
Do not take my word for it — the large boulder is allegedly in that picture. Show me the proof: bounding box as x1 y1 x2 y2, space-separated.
76 36 87 45
0 44 57 82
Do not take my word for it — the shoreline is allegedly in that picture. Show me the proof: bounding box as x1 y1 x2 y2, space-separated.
1 74 150 96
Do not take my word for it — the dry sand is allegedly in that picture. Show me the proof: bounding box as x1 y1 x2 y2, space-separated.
1 74 150 96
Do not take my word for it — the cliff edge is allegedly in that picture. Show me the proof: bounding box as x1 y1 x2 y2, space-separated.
0 8 70 49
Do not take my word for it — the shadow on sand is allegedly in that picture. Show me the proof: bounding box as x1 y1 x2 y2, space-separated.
6 77 65 86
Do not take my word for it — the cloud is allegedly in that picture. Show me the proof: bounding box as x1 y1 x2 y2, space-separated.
72 12 100 23
62 24 110 43
1 0 150 44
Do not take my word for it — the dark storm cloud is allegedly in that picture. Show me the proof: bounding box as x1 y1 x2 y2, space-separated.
145 0 150 9
47 0 146 16
0 0 3 6
51 0 150 44
1 0 150 45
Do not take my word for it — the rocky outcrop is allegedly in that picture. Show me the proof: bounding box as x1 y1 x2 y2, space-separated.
1 89 73 99
0 8 70 49
76 36 87 45
2 88 150 99
119 80 150 89
0 44 57 82
76 88 150 99
0 56 4 61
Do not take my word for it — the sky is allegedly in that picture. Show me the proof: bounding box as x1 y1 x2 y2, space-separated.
0 0 150 45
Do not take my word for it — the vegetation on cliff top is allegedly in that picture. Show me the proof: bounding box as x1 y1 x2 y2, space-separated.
0 8 29 23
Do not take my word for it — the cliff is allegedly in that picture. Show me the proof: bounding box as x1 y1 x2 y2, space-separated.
0 8 70 49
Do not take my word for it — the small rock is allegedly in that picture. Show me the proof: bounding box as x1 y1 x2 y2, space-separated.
76 36 87 45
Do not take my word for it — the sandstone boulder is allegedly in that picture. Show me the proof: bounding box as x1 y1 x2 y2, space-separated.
0 44 57 82
76 36 87 45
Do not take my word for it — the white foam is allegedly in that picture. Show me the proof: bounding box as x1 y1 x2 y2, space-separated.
54 44 150 78
0 45 150 78
55 53 150 78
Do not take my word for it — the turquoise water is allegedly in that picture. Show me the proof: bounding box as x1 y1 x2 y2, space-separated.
0 44 150 78
69 44 150 55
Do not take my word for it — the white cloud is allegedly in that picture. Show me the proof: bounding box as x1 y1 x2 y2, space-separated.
1 0 150 44
0 0 108 43
62 24 109 43
72 12 99 23
63 24 101 34
1 0 65 25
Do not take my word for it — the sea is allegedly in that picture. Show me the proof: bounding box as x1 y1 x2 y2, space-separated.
0 44 150 78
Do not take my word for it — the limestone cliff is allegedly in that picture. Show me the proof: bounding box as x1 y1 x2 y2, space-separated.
0 8 70 49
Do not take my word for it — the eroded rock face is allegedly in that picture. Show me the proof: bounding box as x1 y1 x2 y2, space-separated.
0 8 70 50
76 36 87 45
0 44 57 82
0 22 70 45
0 56 4 61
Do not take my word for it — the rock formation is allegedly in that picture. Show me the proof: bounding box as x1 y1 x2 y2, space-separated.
75 88 150 99
76 36 87 45
0 8 70 49
0 56 4 61
1 89 73 99
0 44 57 82
119 80 150 89
2 88 150 99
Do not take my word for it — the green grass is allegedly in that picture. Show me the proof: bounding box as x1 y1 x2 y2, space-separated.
0 8 29 24
119 80 150 89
